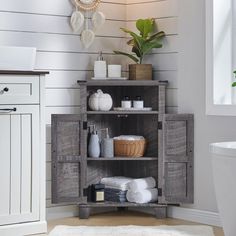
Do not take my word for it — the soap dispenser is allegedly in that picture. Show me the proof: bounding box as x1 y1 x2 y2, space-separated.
100 128 114 158
88 125 100 158
94 51 107 78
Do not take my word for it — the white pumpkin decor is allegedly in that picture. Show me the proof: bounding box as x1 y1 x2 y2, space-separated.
89 89 113 111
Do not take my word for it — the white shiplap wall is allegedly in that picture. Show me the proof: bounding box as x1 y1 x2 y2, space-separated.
126 0 179 113
0 0 178 218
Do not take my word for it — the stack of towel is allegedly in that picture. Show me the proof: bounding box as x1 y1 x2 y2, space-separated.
126 177 158 204
100 176 158 204
104 188 127 202
100 176 133 203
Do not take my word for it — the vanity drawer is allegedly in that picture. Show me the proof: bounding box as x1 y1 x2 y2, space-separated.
0 75 39 104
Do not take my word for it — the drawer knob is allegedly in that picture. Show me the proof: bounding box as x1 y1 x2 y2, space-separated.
3 87 9 92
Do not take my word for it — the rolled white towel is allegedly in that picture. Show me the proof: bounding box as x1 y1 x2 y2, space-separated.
100 176 133 191
126 188 158 204
127 177 156 191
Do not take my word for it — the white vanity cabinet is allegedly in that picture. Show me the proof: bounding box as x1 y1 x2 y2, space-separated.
0 71 48 236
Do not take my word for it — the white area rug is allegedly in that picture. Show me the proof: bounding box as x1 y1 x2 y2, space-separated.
49 225 215 236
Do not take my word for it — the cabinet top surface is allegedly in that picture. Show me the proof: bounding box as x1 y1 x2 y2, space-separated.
77 79 168 86
0 70 49 75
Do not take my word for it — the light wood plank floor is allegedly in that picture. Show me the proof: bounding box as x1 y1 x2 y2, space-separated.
34 211 224 236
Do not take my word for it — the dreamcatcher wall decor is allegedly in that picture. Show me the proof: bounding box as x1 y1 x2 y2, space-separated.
71 0 106 49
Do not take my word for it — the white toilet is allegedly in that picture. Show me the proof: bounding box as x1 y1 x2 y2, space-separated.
210 142 236 236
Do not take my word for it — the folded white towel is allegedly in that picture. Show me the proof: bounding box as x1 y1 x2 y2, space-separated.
126 188 158 204
127 177 156 191
113 135 144 141
104 185 128 191
100 177 133 191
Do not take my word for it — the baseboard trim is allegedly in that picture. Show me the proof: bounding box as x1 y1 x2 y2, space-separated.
47 205 79 220
0 221 47 236
46 205 115 220
47 205 222 227
167 206 222 227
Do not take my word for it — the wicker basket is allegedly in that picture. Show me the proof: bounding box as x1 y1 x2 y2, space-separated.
114 139 147 157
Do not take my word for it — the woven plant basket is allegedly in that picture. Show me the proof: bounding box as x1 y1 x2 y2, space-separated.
114 139 147 157
129 64 152 80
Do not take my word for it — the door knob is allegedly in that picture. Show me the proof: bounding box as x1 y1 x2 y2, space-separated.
1 87 9 94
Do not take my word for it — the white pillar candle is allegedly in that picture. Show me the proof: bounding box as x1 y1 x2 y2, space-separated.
108 65 121 78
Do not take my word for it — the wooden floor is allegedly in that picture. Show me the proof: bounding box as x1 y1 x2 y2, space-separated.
34 211 224 236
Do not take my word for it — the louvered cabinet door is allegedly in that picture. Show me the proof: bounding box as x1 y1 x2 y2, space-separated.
51 115 87 204
158 114 194 204
0 105 40 225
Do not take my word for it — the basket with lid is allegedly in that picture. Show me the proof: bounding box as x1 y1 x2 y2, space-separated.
114 135 147 157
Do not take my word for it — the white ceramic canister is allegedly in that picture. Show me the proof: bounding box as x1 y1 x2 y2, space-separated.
133 96 144 109
121 96 132 109
108 65 121 78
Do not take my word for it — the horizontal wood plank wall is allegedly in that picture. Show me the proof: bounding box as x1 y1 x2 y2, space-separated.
0 0 127 214
0 0 178 216
126 0 179 114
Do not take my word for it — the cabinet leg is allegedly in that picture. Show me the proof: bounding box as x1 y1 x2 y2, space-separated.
79 206 90 219
154 207 167 219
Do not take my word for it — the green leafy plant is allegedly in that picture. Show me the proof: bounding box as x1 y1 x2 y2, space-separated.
232 70 236 87
114 18 165 64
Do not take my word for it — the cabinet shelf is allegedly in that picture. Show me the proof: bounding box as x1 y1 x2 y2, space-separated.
80 201 166 208
87 157 158 161
87 111 159 115
78 80 168 87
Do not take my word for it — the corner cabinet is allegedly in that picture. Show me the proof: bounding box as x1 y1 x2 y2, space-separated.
0 71 49 236
51 80 194 219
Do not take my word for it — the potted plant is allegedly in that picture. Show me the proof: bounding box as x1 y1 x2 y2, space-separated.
114 18 165 80
232 71 236 87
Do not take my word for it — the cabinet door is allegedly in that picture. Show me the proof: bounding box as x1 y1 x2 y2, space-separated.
158 114 194 204
0 105 40 225
51 115 87 204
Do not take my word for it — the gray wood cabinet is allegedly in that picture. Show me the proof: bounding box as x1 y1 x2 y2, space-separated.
51 80 194 219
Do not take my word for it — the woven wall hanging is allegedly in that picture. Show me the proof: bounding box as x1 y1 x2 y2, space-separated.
71 0 105 48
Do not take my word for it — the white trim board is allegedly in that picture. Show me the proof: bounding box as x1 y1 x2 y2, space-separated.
167 207 222 227
205 0 236 116
46 206 79 220
47 206 222 227
46 206 116 221
0 221 47 236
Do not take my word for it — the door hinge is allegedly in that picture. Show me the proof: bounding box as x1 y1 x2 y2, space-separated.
83 188 88 197
83 121 88 130
158 122 162 130
158 188 162 196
